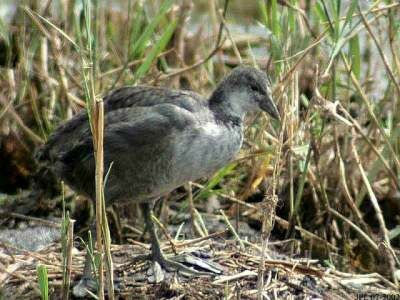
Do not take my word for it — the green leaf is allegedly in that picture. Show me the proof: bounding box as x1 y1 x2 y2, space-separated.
129 1 145 58
130 0 174 58
313 1 327 23
325 36 346 73
271 0 280 38
287 0 296 34
134 19 177 81
195 162 237 200
258 0 268 26
37 265 49 300
349 35 361 79
342 0 357 32
331 0 341 40
27 7 79 51
265 0 280 38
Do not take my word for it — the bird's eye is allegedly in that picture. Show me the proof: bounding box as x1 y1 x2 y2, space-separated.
250 85 261 93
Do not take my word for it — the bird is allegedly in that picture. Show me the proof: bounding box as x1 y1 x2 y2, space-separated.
37 66 280 289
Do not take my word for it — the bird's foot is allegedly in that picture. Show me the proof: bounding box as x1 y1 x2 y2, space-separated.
147 251 223 283
72 275 97 298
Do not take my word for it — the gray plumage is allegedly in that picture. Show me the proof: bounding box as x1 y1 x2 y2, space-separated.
38 66 280 206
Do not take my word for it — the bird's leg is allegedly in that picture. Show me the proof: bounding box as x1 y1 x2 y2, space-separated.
140 202 164 262
72 222 98 297
140 202 222 277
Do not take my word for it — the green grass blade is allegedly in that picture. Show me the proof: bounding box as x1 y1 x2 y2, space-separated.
349 34 360 79
258 0 268 26
129 1 144 58
331 0 340 40
313 1 327 24
37 265 49 300
134 19 177 81
342 0 357 32
264 0 279 38
25 6 79 51
270 0 279 38
287 0 296 34
195 162 237 201
130 0 174 58
294 144 312 214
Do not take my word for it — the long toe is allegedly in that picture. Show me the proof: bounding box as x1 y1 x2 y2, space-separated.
72 276 97 298
152 252 223 279
173 253 223 275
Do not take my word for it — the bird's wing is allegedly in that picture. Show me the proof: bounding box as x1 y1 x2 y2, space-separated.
56 102 199 198
59 103 198 167
104 86 203 113
38 86 204 163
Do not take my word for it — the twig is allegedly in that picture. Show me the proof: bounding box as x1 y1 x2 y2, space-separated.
339 38 400 172
62 219 74 300
22 6 77 110
350 129 398 285
0 96 44 145
172 229 228 249
0 211 60 228
99 49 173 78
329 208 378 252
220 209 245 250
358 5 400 99
186 182 197 236
190 182 337 250
257 107 284 300
152 0 230 83
151 215 177 255
94 98 105 299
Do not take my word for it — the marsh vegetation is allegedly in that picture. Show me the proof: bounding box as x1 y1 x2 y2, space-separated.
0 0 400 298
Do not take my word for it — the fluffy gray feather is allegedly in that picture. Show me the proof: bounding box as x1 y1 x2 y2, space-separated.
37 66 279 204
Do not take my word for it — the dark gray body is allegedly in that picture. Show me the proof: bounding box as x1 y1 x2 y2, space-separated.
41 86 242 203
38 67 279 204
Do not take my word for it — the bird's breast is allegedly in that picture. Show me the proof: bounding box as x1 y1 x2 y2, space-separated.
168 122 243 184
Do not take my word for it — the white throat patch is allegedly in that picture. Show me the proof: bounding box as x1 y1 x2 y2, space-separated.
230 90 257 113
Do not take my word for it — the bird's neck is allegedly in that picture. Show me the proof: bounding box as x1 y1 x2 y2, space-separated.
208 89 248 125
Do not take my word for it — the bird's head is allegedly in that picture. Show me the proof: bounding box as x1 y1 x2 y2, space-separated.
210 66 280 121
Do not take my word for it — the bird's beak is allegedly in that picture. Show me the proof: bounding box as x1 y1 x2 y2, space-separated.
260 96 280 121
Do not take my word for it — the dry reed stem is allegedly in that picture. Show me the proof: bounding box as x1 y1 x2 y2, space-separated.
22 7 76 109
358 5 400 98
333 126 372 237
99 50 173 78
186 182 197 236
62 218 74 300
151 214 178 255
314 90 399 190
102 199 115 300
0 95 44 145
94 99 105 299
0 211 60 228
220 209 245 250
340 53 400 170
191 182 337 250
152 0 229 83
217 9 242 64
257 109 285 299
350 129 398 285
329 208 378 252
